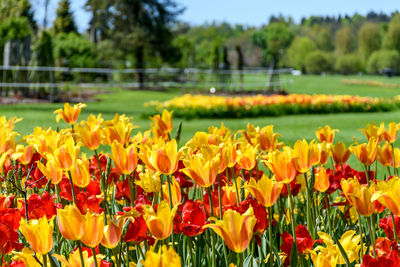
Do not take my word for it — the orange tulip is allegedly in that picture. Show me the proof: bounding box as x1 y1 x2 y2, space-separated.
111 140 138 174
315 125 338 143
53 136 80 171
263 148 297 184
318 142 331 165
341 178 376 217
373 176 400 215
236 143 258 170
57 205 85 241
54 102 86 125
162 177 182 206
36 154 63 184
259 125 281 151
12 144 34 165
69 153 91 188
245 175 284 207
19 217 54 254
101 218 126 249
81 212 104 248
74 123 103 150
142 201 178 240
104 114 134 146
223 179 241 206
331 142 351 165
139 138 180 175
382 122 400 143
218 143 237 173
314 166 329 192
351 138 378 166
293 139 320 173
54 249 103 267
203 207 257 253
150 109 173 140
182 147 220 188
377 142 400 168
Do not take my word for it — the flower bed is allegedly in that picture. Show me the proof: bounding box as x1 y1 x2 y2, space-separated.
342 79 399 88
146 93 400 119
2 105 400 266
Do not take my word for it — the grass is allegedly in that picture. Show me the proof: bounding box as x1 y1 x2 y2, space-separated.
3 74 400 151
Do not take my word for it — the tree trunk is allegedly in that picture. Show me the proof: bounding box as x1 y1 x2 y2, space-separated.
135 45 144 89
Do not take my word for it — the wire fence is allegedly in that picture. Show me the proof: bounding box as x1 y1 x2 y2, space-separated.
0 66 294 101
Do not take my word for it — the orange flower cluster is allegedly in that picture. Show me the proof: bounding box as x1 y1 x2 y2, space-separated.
1 104 400 267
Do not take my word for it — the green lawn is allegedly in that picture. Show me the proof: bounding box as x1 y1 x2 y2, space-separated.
2 74 400 151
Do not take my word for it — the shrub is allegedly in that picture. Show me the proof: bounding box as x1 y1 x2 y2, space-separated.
334 54 363 74
305 51 333 74
367 49 400 74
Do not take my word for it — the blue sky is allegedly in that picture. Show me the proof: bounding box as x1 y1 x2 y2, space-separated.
33 0 399 32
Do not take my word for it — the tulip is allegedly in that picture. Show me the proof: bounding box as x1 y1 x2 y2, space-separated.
57 205 85 241
236 143 258 170
203 207 257 253
373 176 400 215
314 166 329 192
81 212 104 248
318 142 331 165
74 123 103 150
54 102 86 125
104 114 134 146
101 218 125 249
141 245 181 267
37 155 63 184
142 201 178 240
12 144 34 165
315 125 338 143
54 249 103 267
222 178 241 206
140 138 180 175
377 142 400 168
341 178 376 217
351 137 379 166
331 142 351 165
310 251 338 267
150 109 173 140
53 136 80 171
263 148 297 184
218 143 237 173
182 147 220 188
111 140 138 174
245 175 284 207
360 122 384 142
136 169 161 193
70 153 91 188
383 122 400 143
162 177 182 206
259 125 281 151
293 139 320 173
19 217 54 254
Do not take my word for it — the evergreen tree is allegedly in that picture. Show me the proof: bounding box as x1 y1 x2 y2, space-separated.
53 0 77 35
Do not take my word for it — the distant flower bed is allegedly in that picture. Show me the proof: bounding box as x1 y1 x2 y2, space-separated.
146 94 400 119
342 79 399 88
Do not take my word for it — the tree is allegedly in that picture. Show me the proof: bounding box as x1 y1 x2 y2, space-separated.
53 0 77 35
287 36 316 72
335 26 355 55
358 23 381 60
367 50 400 74
383 15 400 52
305 51 333 74
86 0 183 88
0 0 37 31
334 54 362 74
316 27 333 51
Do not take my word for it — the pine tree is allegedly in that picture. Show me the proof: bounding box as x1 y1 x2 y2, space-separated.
53 0 77 35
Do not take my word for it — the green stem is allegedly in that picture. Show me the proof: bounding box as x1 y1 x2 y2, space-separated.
92 247 99 267
67 171 77 205
304 173 314 238
287 184 298 264
391 212 399 243
268 206 274 267
166 175 175 249
217 174 223 220
391 143 397 175
94 149 108 222
367 216 377 258
207 186 216 267
43 254 47 267
78 241 86 267
357 212 364 259
325 193 332 236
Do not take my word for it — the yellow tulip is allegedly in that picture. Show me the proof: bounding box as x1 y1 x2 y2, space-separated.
150 109 173 140
373 176 400 215
104 114 134 146
37 154 63 184
69 153 91 188
19 217 54 254
53 136 80 171
54 249 103 267
203 207 257 253
315 125 338 143
162 177 182 206
383 122 400 143
142 201 178 240
74 123 103 150
141 245 181 267
331 142 351 165
81 212 104 248
263 148 297 184
341 178 376 217
236 143 258 170
360 122 384 143
101 218 125 249
111 140 138 174
377 142 400 168
136 169 161 193
318 142 331 165
351 137 378 166
54 102 86 125
57 205 85 241
259 125 281 151
293 139 320 173
245 175 284 207
12 144 34 165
